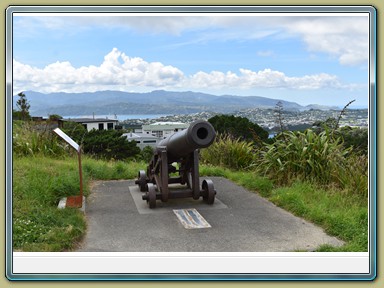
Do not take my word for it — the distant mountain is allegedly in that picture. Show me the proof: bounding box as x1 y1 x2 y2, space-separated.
305 104 339 110
13 90 338 117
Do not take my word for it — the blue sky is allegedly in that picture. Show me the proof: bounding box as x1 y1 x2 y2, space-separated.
12 13 371 107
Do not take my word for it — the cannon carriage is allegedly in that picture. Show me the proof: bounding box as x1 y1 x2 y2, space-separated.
135 120 217 208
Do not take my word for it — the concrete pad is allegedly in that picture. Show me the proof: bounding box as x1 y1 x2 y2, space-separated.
77 178 344 252
129 184 228 214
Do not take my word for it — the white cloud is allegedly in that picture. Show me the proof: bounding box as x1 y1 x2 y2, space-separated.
272 16 369 66
15 14 369 67
13 48 184 93
13 48 358 94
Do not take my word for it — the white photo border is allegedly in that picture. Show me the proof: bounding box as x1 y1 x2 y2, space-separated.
5 5 377 281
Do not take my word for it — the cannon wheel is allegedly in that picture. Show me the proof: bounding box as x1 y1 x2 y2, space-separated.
202 179 215 205
137 170 147 192
147 183 157 209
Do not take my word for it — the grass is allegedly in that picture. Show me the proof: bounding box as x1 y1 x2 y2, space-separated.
12 155 146 251
13 156 87 251
267 182 368 251
202 164 368 252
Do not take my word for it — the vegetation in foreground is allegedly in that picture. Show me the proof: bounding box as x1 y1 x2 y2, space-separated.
13 155 145 251
13 153 368 252
12 103 369 252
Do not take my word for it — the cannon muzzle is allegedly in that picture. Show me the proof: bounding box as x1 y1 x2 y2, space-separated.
157 120 216 160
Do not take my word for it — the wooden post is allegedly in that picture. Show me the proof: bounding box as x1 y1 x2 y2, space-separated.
53 128 84 208
78 149 83 206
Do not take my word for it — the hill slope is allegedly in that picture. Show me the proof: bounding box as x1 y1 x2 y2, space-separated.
13 90 337 116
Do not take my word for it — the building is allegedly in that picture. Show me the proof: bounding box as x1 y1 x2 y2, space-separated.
123 132 159 150
141 122 189 139
63 118 118 132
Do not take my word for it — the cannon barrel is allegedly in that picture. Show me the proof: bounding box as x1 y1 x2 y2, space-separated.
157 120 216 160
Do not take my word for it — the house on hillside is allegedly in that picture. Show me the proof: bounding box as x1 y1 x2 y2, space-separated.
63 118 118 132
123 132 158 150
141 122 189 139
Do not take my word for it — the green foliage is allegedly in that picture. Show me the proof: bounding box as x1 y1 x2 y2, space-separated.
48 114 63 121
13 121 67 157
257 129 352 187
13 155 146 251
13 156 87 251
138 145 155 163
337 126 368 155
82 158 145 180
268 181 368 251
337 153 368 198
82 129 140 160
200 134 256 170
62 123 140 160
208 114 269 142
62 121 87 144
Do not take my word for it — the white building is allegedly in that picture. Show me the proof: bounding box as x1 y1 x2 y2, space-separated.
141 122 189 139
64 118 118 132
123 132 158 150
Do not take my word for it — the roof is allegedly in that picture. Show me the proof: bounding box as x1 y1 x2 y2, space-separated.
123 132 158 140
64 118 118 123
151 121 185 125
142 122 189 130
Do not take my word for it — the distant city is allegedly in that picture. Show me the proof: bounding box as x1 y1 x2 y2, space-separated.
119 108 368 133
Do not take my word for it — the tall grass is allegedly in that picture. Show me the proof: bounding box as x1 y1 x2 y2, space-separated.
12 121 68 157
13 156 87 251
200 134 256 170
258 130 349 185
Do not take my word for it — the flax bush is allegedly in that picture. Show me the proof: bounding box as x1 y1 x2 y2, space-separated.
257 130 352 187
200 134 256 170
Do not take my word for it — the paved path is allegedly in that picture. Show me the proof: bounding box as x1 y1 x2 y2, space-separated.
77 177 343 252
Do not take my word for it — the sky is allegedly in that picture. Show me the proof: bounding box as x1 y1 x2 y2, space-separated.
12 12 371 108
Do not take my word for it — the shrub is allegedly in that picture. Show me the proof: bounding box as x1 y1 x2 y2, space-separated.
257 129 352 187
200 134 256 170
137 145 154 163
82 129 140 160
13 121 67 157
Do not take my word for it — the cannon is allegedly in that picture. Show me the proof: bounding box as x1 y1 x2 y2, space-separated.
135 120 216 208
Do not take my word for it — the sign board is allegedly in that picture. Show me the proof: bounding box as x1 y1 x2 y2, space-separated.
53 128 80 152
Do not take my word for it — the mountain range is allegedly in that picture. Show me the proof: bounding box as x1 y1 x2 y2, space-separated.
13 90 340 117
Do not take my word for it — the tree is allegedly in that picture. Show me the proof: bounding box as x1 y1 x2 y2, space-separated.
82 129 140 160
15 92 31 121
208 114 269 142
48 114 63 121
62 122 140 160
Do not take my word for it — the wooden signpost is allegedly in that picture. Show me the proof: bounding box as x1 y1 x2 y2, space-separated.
54 128 84 208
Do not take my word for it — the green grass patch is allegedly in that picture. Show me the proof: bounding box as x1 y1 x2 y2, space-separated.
82 158 145 180
13 156 88 251
202 164 367 252
13 155 146 251
268 181 368 251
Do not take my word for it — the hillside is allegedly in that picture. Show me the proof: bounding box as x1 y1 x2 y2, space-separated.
13 90 339 116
